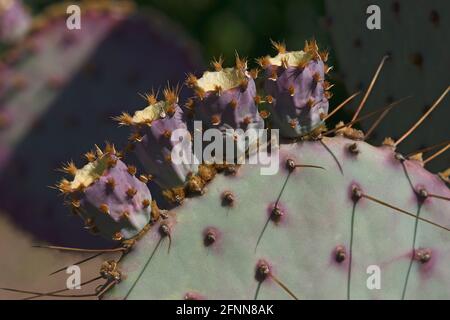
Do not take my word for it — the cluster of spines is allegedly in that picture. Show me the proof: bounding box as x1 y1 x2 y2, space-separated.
114 87 179 136
55 143 153 241
114 85 221 204
256 40 332 137
184 53 263 131
185 54 258 100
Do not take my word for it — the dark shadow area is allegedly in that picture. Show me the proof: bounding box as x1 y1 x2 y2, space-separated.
0 13 202 248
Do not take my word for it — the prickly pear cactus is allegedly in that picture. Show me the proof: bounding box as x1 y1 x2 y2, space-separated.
56 147 153 241
115 88 199 191
186 55 263 133
105 136 450 299
185 55 264 164
6 38 449 300
258 40 330 137
325 0 450 171
102 41 449 299
0 0 201 246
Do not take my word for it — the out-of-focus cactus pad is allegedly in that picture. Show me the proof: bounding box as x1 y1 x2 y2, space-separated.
0 0 201 246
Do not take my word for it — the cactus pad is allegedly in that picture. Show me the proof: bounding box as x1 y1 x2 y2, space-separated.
102 135 450 299
2 14 448 299
116 90 199 190
259 41 330 138
56 149 152 241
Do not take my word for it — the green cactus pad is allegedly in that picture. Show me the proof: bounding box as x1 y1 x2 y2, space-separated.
105 136 450 299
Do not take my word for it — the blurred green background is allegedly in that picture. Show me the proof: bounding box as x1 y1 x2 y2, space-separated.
18 0 350 121
25 0 330 61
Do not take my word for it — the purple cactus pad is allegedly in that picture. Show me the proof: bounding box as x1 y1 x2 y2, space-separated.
66 154 152 240
261 46 330 138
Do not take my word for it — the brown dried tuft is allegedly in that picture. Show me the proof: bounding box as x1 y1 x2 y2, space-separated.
99 203 110 214
126 187 137 198
142 198 151 208
271 39 286 54
288 85 295 97
259 110 270 119
229 99 238 109
211 115 221 126
113 112 133 126
185 73 198 88
249 68 260 79
256 56 271 69
162 187 185 204
186 175 205 195
163 85 179 106
84 150 96 163
127 165 137 176
198 164 216 183
106 177 116 189
60 161 77 177
235 53 247 70
211 56 224 71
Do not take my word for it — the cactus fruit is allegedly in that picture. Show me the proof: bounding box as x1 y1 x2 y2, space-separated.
0 0 201 246
0 0 30 44
187 55 263 132
55 144 153 241
258 40 330 138
325 0 450 172
115 87 199 192
4 35 450 300
185 55 264 162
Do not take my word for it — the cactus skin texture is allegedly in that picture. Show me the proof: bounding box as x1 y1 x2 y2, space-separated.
100 41 450 300
187 58 263 132
116 91 199 191
0 0 201 246
185 57 264 162
57 150 152 241
0 0 30 44
104 135 450 299
325 0 450 171
258 41 330 138
135 105 196 190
